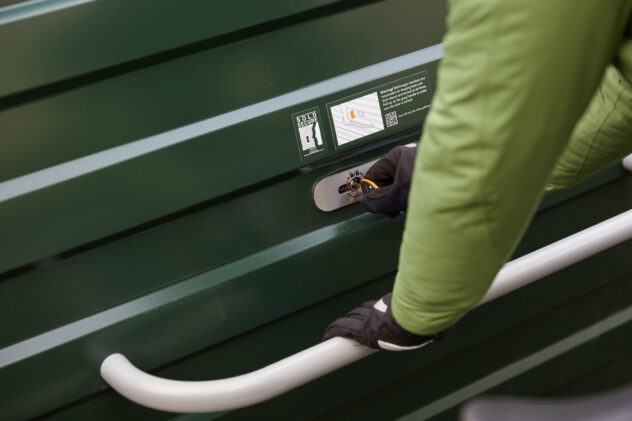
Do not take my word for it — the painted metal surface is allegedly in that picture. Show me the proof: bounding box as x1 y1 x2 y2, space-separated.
1 1 631 420
0 0 350 97
0 0 445 274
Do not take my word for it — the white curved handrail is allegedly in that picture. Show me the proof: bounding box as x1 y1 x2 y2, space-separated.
101 208 632 413
101 337 376 413
623 153 632 171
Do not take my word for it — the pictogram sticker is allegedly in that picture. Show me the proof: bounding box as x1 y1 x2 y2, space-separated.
291 106 327 160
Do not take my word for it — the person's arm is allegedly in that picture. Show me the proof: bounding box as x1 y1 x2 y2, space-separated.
392 0 632 336
546 62 632 191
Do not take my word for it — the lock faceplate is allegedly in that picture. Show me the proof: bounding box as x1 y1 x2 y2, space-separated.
313 159 378 212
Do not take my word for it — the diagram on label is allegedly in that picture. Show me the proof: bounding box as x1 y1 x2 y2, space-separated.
329 92 384 146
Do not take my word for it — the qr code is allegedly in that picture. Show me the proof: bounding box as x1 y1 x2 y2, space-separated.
385 111 398 127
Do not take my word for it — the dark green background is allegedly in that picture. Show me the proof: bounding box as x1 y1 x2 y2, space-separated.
1 0 630 419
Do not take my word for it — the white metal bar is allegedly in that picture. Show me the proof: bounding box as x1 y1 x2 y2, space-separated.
623 153 632 171
101 337 376 413
480 209 632 304
101 209 632 413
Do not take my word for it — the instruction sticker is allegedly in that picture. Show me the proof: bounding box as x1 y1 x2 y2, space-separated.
292 106 327 160
327 71 432 148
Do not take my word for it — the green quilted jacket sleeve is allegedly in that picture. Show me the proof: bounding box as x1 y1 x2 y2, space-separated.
546 62 632 191
392 0 632 335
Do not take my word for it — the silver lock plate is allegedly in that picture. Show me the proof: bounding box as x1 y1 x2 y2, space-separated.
313 159 378 212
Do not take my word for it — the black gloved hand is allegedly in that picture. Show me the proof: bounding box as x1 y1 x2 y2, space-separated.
323 292 450 351
360 143 418 217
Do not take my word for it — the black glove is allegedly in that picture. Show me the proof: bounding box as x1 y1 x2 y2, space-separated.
360 143 418 217
323 292 450 351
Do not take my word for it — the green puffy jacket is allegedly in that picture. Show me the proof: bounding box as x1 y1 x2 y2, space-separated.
392 0 632 335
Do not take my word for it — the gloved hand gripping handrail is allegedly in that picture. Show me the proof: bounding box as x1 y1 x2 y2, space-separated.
101 208 632 413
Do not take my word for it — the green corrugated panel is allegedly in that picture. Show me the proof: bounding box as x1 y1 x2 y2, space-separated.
1 0 631 419
0 0 353 97
0 0 445 273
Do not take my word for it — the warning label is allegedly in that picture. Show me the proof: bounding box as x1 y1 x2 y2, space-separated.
291 106 327 160
327 71 431 148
